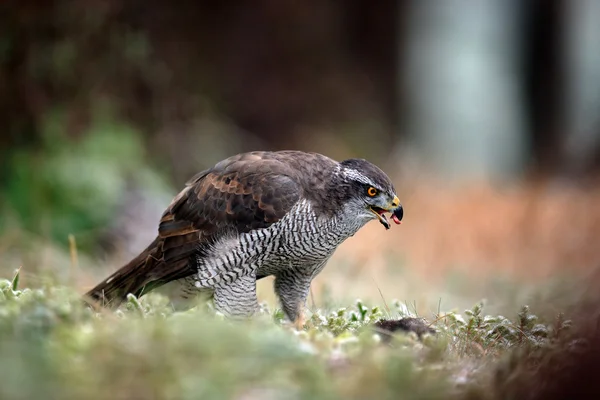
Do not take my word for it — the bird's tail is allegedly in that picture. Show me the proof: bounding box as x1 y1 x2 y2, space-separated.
83 237 162 309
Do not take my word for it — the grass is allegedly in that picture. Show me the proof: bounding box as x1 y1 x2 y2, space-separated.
1 267 589 400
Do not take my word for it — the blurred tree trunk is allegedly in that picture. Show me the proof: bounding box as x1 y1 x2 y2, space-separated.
562 0 600 178
398 0 528 182
523 0 566 178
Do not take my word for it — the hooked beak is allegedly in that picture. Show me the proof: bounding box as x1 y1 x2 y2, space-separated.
369 195 403 230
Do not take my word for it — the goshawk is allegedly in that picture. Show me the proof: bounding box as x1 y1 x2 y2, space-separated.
84 150 403 327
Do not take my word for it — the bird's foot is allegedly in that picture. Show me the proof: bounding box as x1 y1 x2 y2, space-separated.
294 310 306 331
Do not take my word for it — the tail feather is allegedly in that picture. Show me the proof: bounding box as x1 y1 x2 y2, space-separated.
84 228 202 309
83 237 162 308
83 237 193 308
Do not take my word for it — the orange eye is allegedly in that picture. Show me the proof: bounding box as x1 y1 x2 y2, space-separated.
367 187 378 197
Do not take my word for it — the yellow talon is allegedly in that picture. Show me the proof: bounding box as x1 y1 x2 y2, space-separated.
294 309 306 331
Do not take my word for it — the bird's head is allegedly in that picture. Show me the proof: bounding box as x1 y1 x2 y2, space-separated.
338 158 403 229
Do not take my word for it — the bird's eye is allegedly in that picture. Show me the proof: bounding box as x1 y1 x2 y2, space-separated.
367 187 378 197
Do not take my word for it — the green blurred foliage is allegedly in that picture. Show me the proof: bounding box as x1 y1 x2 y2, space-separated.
1 105 171 252
0 270 579 400
0 273 449 400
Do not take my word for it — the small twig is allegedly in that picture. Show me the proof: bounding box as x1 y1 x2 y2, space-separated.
68 234 79 287
426 313 454 328
372 276 391 317
485 332 506 354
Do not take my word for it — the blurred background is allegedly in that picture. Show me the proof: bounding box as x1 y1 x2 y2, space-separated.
1 1 600 313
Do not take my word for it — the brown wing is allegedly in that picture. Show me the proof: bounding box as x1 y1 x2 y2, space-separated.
84 152 303 307
158 153 302 271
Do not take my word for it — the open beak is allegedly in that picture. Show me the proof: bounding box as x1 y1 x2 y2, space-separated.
369 195 403 230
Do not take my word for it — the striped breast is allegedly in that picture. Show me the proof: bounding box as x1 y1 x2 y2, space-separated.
192 199 367 287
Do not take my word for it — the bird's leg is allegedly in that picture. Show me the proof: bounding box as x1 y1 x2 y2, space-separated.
274 271 312 330
213 274 259 318
294 306 306 331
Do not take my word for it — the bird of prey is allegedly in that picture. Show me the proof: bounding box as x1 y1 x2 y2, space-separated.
84 150 403 328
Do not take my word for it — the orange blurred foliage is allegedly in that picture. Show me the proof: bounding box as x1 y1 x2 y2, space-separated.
335 178 600 282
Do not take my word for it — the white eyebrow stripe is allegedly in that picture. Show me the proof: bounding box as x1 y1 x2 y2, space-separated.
342 167 379 188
